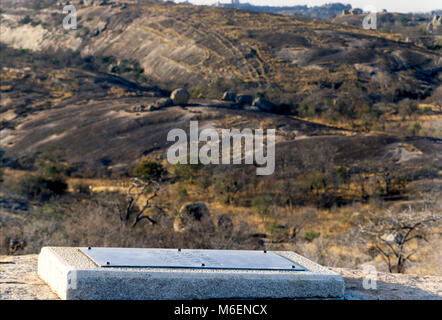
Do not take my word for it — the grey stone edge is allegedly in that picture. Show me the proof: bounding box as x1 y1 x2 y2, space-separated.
37 247 344 300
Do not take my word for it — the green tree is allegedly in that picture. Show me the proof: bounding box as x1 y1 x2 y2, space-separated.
304 230 321 242
173 163 202 183
409 122 421 136
133 161 165 182
251 196 273 221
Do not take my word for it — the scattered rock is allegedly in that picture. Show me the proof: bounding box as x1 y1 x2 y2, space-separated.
170 88 190 106
92 21 107 36
154 97 173 109
131 104 146 112
130 99 171 112
427 15 441 34
237 94 253 106
222 91 237 102
146 105 158 112
173 202 214 233
80 0 108 6
342 8 363 15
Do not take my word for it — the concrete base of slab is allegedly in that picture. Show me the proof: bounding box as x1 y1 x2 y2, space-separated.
37 247 344 300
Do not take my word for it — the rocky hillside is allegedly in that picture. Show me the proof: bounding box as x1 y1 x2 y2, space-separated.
0 0 440 177
1 0 441 106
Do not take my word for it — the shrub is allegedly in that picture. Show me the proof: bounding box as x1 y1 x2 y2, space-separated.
178 187 188 199
43 164 61 180
215 173 244 204
399 16 410 26
251 196 273 220
133 161 165 181
421 106 432 114
19 16 32 25
409 122 421 136
255 91 266 99
266 221 288 239
19 175 67 201
73 183 91 194
304 230 321 242
173 163 202 183
337 166 350 184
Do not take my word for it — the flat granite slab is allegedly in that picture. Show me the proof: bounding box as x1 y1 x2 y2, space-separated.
37 247 344 300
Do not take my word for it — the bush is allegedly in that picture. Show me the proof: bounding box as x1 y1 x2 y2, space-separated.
73 183 91 194
304 230 321 242
19 16 32 25
43 164 61 180
133 161 165 181
420 106 432 114
173 163 201 183
251 196 273 220
178 187 188 199
215 174 244 204
266 221 288 239
409 122 421 136
19 175 67 201
337 166 350 184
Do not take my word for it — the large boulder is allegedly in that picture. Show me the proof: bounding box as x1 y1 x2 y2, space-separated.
173 202 214 233
252 97 278 113
222 91 237 102
237 94 254 106
170 88 190 105
427 15 441 33
342 8 363 15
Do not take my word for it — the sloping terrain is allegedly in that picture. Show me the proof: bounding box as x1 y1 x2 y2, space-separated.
0 0 441 106
4 93 440 175
1 0 440 171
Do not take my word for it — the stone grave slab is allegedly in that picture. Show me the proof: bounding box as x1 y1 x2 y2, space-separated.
37 247 344 300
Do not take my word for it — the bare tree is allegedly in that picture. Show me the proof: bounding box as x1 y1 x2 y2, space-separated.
359 204 441 273
284 205 316 240
122 178 161 228
119 160 167 228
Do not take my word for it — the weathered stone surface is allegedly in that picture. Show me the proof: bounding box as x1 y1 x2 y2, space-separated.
0 254 58 300
334 268 442 300
173 202 214 233
170 88 190 105
222 91 237 102
1 254 441 300
37 247 345 300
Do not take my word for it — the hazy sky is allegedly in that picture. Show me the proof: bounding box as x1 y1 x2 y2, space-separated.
175 1 441 13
